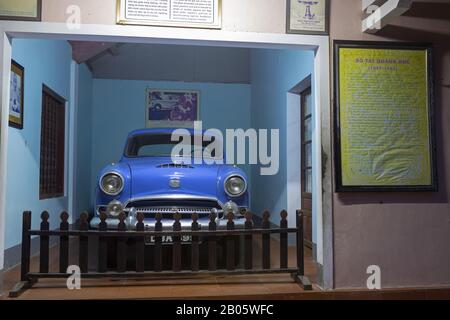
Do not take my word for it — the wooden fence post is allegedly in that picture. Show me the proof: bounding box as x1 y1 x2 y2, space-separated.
39 211 50 273
208 211 217 271
154 213 163 272
20 211 32 281
79 212 89 273
172 212 182 272
59 212 69 274
296 210 304 275
98 212 108 273
136 212 145 273
262 210 271 270
244 211 253 270
292 210 312 290
226 212 235 271
117 212 127 272
280 210 288 269
191 213 200 272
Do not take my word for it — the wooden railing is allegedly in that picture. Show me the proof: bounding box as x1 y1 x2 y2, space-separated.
9 210 312 297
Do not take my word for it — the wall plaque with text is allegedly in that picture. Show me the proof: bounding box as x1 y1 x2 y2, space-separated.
117 0 221 29
334 41 437 192
286 0 329 35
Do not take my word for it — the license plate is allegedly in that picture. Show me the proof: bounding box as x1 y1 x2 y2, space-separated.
145 235 193 246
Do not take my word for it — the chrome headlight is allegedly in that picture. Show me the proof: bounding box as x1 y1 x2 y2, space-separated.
100 172 124 196
224 175 247 197
106 200 123 217
223 201 238 215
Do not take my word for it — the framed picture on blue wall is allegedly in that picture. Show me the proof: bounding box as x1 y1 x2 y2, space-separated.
9 60 25 130
146 89 200 128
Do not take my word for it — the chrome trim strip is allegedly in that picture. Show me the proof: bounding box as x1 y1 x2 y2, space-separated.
123 194 224 208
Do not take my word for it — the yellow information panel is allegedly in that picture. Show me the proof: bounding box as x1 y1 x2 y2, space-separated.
336 42 435 191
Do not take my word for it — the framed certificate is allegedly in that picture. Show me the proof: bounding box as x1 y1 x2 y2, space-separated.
287 0 329 35
334 41 437 192
117 0 222 29
0 0 42 21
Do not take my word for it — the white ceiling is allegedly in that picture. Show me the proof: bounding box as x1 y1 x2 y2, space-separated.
86 43 251 84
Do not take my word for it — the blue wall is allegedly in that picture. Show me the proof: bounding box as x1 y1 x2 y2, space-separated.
4 41 314 252
74 64 93 218
250 49 315 230
6 39 72 249
90 79 252 201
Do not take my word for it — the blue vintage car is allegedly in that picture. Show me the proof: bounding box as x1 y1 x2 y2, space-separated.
91 128 249 232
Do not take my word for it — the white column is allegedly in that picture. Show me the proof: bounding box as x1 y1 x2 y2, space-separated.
0 30 12 272
68 61 79 223
314 38 333 289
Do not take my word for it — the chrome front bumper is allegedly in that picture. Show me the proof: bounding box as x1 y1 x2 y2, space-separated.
90 216 246 230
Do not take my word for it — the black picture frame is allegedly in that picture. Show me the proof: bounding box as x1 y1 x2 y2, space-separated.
333 40 437 192
9 60 25 130
0 0 42 22
286 0 330 36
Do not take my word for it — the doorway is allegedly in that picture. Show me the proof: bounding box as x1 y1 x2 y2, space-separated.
300 87 313 248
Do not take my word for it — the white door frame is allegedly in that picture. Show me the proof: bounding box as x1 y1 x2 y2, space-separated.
0 21 333 289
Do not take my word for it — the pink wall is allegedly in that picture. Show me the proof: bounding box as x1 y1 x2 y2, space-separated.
330 0 450 288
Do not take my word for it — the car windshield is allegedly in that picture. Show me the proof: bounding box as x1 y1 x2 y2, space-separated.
125 133 222 159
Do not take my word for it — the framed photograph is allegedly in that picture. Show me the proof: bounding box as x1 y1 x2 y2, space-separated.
146 89 200 128
117 0 222 29
0 0 42 21
334 41 437 192
9 60 25 130
286 0 329 35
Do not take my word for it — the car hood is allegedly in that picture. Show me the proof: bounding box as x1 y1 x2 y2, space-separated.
124 157 221 199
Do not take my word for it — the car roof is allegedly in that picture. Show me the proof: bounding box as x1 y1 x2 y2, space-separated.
124 128 226 157
128 128 206 137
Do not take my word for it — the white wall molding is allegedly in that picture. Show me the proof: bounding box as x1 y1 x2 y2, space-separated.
0 21 333 288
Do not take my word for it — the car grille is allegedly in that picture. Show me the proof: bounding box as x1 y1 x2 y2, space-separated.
125 199 222 219
156 163 193 169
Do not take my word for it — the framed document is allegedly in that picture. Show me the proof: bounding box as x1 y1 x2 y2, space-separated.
287 0 329 35
117 0 222 29
146 89 200 128
0 0 42 21
9 60 25 130
334 41 437 192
